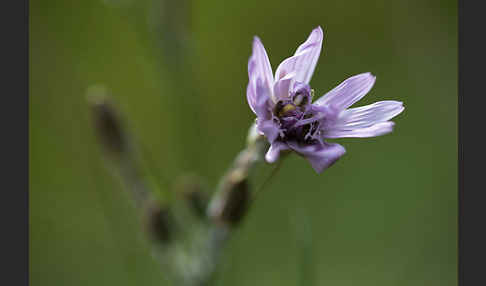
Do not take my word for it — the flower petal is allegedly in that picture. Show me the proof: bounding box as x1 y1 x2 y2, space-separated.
247 37 275 112
265 141 289 163
322 101 404 139
253 78 272 118
287 141 346 173
314 73 376 111
253 79 281 143
324 121 396 138
246 82 257 114
333 101 404 129
274 26 323 85
258 119 280 143
273 71 295 101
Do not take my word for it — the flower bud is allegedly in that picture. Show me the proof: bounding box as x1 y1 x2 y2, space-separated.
143 201 174 244
209 169 249 227
87 86 127 158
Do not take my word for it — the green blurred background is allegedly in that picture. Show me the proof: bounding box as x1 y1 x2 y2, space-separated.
30 0 457 285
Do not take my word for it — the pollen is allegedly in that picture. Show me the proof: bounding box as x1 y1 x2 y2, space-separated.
278 104 296 117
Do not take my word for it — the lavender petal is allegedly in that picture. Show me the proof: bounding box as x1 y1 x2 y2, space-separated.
274 27 323 85
287 141 346 173
258 119 280 143
247 37 275 112
324 121 396 138
333 100 404 129
314 73 376 111
265 141 290 163
246 81 257 114
273 72 295 101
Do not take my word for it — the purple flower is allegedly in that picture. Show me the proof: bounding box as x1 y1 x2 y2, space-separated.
246 26 405 173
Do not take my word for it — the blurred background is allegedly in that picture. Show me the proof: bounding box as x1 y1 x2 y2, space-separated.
30 0 457 285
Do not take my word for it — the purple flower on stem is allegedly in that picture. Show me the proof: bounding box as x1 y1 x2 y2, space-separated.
246 26 404 173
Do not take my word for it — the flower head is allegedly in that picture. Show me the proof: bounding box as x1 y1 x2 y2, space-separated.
246 26 404 173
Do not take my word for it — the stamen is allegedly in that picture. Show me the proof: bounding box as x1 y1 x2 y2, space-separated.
294 112 325 127
293 93 304 106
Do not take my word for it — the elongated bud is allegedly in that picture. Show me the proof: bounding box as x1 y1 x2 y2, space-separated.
87 86 126 158
220 171 249 225
143 201 174 245
88 85 154 208
208 169 249 226
207 123 267 227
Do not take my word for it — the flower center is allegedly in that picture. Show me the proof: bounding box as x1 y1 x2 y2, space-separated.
273 83 322 144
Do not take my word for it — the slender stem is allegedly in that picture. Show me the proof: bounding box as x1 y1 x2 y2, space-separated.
250 156 285 205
